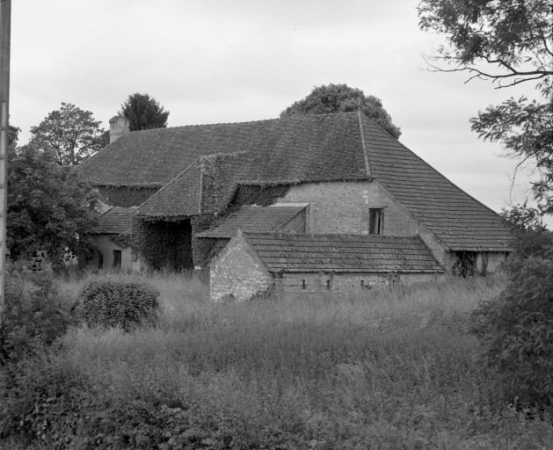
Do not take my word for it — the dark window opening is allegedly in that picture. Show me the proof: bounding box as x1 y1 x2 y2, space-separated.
326 279 331 290
98 252 104 269
360 280 364 288
113 250 122 269
369 208 384 235
302 279 306 289
453 251 477 278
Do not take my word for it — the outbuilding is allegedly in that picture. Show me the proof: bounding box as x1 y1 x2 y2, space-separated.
210 230 445 301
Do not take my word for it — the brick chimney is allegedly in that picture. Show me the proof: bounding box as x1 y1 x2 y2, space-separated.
109 115 130 144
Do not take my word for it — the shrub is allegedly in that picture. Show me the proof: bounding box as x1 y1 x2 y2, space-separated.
0 353 91 449
80 280 160 331
473 231 553 411
0 265 77 366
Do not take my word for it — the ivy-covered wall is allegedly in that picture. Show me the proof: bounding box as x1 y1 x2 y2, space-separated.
191 184 293 268
134 218 193 271
99 186 159 207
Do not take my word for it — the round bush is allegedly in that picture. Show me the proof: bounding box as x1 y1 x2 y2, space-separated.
80 280 160 331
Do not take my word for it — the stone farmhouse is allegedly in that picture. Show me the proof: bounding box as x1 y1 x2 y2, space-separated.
79 111 512 299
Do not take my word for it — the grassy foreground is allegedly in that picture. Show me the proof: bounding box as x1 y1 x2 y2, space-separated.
2 273 553 449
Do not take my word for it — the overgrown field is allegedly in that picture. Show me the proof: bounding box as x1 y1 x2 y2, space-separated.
1 273 552 449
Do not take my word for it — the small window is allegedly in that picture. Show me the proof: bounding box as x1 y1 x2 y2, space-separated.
113 250 122 269
98 252 104 269
326 279 331 290
360 280 364 288
302 279 306 289
369 208 384 235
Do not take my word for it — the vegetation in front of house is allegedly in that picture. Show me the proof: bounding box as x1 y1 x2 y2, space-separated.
80 279 160 331
1 273 552 449
472 231 553 410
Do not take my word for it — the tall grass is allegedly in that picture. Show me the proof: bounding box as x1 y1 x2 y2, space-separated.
7 273 552 449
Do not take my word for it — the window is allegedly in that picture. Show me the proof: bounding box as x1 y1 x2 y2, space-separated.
326 279 331 290
302 279 306 289
113 250 122 269
369 208 384 235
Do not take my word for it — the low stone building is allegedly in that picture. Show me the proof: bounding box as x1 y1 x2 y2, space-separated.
90 206 144 271
210 231 445 301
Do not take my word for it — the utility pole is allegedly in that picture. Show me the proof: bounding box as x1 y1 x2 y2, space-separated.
0 0 10 327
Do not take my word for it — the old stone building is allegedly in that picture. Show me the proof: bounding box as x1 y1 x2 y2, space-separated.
80 111 513 292
210 231 444 302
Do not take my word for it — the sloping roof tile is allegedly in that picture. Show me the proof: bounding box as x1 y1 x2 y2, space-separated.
197 205 305 238
94 207 137 234
360 115 513 251
244 233 444 273
137 161 202 218
84 111 513 252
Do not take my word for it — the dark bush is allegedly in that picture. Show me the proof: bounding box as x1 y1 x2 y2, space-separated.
472 231 553 411
80 280 160 331
0 354 91 449
0 265 76 366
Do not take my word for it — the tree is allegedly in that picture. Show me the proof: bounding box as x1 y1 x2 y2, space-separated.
7 144 98 268
119 93 169 131
29 102 107 166
280 84 401 139
501 201 548 233
418 0 553 213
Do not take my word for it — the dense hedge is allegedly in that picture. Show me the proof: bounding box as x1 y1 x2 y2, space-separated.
0 266 76 366
472 231 553 411
80 280 160 331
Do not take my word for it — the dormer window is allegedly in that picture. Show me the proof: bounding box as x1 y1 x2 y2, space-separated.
369 208 384 235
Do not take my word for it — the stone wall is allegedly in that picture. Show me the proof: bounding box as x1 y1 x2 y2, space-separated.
278 180 417 235
210 232 273 302
275 272 443 299
91 235 143 272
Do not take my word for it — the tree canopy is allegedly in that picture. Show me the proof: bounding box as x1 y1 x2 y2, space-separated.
119 93 170 131
418 0 553 214
7 144 98 268
280 84 401 139
29 102 107 166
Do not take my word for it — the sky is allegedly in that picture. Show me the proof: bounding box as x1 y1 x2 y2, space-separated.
9 0 547 223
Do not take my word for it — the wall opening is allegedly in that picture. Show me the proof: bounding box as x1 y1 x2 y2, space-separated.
302 279 306 289
453 251 478 277
113 250 122 269
369 208 384 235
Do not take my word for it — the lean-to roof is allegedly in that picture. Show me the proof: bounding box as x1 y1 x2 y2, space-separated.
93 206 137 234
243 233 444 274
197 205 306 238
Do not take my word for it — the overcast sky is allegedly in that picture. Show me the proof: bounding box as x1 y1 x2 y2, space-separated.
10 0 546 221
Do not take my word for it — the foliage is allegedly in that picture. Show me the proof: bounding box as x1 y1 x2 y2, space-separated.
2 276 553 448
134 219 193 271
501 201 548 233
119 93 169 131
0 265 77 366
7 144 98 268
30 102 107 166
418 0 552 87
418 0 553 213
80 280 160 331
280 83 401 138
472 231 553 410
471 94 553 213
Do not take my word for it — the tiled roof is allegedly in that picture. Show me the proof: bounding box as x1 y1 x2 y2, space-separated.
79 113 366 187
94 206 137 234
243 233 444 273
197 205 306 238
137 161 202 219
359 115 513 251
85 111 513 252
